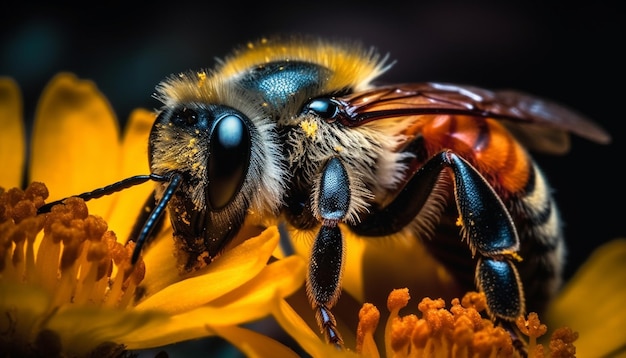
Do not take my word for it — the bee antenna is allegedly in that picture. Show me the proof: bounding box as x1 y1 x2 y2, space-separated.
37 175 159 214
131 173 183 265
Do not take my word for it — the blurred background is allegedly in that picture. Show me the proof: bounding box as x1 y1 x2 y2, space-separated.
1 1 624 355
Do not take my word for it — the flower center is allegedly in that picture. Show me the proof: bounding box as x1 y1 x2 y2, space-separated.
1 182 145 353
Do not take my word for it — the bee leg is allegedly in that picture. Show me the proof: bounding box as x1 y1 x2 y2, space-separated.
307 157 350 347
506 324 530 358
309 225 345 347
443 152 525 322
131 173 183 264
126 192 163 247
434 151 526 322
353 150 525 321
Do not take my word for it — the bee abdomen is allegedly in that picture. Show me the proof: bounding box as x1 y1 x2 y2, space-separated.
512 162 565 314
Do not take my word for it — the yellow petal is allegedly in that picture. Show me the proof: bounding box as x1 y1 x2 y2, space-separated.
123 311 302 354
215 254 305 305
46 306 168 356
546 238 626 357
122 257 305 348
342 230 463 308
271 298 360 358
200 256 306 323
121 313 216 350
342 230 368 302
120 108 154 178
0 283 50 339
106 108 156 241
0 282 167 355
213 324 302 358
0 77 25 189
30 73 121 218
137 227 280 313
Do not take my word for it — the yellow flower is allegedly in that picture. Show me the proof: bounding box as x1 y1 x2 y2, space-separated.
0 74 307 357
3 73 625 358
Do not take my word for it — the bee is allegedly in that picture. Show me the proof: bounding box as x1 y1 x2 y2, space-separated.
38 36 611 348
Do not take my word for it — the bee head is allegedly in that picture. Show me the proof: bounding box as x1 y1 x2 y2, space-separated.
145 36 391 271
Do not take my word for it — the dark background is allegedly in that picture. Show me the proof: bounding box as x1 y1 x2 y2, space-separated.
2 1 623 294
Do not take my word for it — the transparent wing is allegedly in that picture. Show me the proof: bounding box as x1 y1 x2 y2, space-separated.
333 82 611 153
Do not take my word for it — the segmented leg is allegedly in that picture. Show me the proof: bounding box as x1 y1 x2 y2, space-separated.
307 157 350 347
352 150 525 321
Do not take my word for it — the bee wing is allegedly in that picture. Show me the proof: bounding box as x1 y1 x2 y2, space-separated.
336 82 611 153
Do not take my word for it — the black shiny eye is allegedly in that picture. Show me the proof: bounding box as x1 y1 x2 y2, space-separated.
304 98 339 120
171 107 198 126
207 114 251 210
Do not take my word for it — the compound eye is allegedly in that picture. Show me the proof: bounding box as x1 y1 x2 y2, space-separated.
208 114 251 210
304 98 339 121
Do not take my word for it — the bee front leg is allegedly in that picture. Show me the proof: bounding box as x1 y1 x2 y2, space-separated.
307 157 350 347
309 225 344 347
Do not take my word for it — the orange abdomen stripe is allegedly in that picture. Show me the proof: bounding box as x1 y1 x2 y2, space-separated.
421 115 531 194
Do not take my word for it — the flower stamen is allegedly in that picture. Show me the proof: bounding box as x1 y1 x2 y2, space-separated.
354 288 579 358
1 182 146 355
356 303 381 358
385 287 410 357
